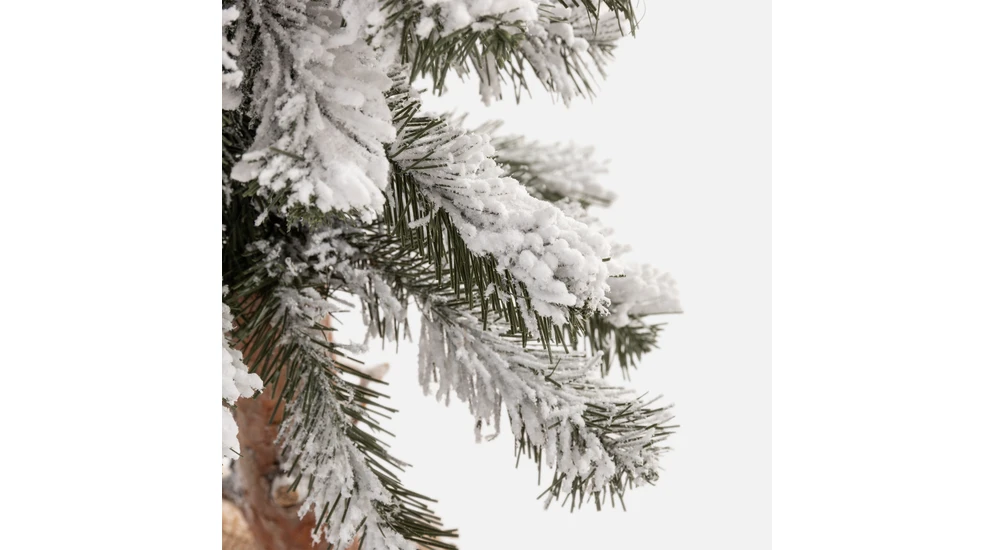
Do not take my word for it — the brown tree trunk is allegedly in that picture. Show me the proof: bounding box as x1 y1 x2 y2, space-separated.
226 314 374 550
223 499 262 550
232 371 337 550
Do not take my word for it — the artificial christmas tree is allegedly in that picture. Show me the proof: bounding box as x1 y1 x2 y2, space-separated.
222 2 682 549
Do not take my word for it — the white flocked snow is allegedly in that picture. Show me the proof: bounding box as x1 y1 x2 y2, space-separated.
230 0 397 221
222 6 244 110
418 300 671 505
222 295 263 466
606 260 683 326
491 130 618 206
391 115 614 326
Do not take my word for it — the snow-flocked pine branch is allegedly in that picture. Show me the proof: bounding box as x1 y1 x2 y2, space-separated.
297 217 676 509
417 296 676 510
486 124 616 207
228 238 457 550
228 0 397 221
393 111 682 376
379 1 633 103
386 76 615 329
222 6 246 110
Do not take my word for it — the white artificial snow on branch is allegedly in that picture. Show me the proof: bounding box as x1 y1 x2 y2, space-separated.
222 7 245 110
418 298 671 500
239 251 428 550
391 116 614 326
411 0 539 36
374 1 627 104
508 4 625 104
222 296 263 465
555 199 683 326
230 0 397 221
481 3 628 104
253 229 671 503
490 130 617 206
606 260 682 326
279 370 418 550
302 229 409 342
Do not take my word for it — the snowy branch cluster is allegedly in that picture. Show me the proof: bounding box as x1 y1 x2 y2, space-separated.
490 129 616 207
228 0 396 220
279 371 420 550
376 0 629 103
221 2 679 548
418 299 673 505
605 260 682 326
390 98 615 325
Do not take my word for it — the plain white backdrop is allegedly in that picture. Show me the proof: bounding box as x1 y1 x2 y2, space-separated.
775 2 995 548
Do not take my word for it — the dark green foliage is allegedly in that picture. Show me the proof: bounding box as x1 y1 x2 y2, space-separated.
587 315 665 377
223 109 269 287
568 0 640 28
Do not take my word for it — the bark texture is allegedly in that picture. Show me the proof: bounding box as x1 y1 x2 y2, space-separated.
233 374 336 550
